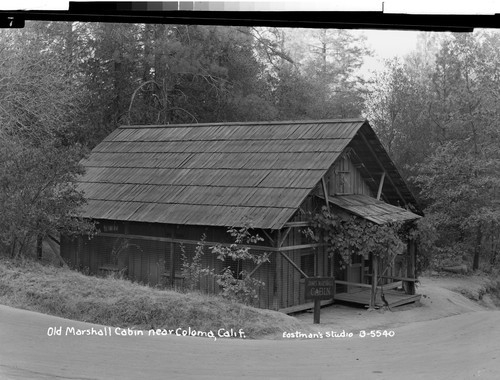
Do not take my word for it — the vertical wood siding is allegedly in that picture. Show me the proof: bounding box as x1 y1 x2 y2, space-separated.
61 211 331 311
327 154 373 197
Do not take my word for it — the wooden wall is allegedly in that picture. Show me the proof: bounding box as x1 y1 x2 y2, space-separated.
326 153 373 197
60 193 332 311
61 222 279 309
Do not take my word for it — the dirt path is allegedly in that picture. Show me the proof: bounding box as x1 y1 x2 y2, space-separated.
1 309 499 379
290 274 498 335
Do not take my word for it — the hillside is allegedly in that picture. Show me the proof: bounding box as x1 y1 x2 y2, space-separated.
0 258 305 338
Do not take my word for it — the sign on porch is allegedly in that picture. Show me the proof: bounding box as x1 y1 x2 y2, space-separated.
305 277 335 300
305 277 335 324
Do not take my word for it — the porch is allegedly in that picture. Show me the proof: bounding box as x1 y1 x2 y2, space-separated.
335 287 421 308
334 277 421 308
278 278 420 314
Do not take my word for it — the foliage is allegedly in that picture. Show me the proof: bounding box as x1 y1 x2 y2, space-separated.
214 268 267 306
365 31 500 270
180 234 215 291
305 206 406 269
412 142 500 269
178 226 269 305
365 58 434 180
0 140 95 258
0 26 95 258
0 22 371 143
271 28 371 120
210 225 269 305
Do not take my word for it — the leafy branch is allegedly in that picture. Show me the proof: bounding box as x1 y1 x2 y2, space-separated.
305 206 406 269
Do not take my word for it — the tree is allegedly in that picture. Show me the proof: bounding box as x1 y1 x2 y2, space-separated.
423 32 500 270
365 58 435 182
367 31 500 270
299 29 371 118
0 139 94 258
413 142 500 270
0 23 95 258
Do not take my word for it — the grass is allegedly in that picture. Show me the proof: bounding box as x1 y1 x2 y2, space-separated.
0 258 308 338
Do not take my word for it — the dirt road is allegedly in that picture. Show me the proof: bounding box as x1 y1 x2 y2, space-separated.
1 304 499 380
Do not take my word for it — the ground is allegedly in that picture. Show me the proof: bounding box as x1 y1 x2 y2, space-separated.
288 273 500 336
1 274 499 380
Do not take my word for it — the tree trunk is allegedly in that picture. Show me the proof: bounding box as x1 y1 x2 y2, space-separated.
37 235 43 260
10 239 17 259
472 225 482 271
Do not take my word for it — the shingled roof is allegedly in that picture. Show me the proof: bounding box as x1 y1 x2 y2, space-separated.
79 119 420 230
329 194 421 225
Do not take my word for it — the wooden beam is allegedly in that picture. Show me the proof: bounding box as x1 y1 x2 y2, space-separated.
170 241 175 287
47 234 60 245
382 281 403 290
98 232 275 251
377 171 386 200
359 131 407 206
321 177 330 212
407 239 417 295
280 251 309 278
335 280 402 290
98 232 325 253
283 221 310 228
278 243 326 252
364 274 418 282
278 227 292 248
273 229 282 310
247 261 265 277
279 299 335 314
260 229 275 246
348 147 379 188
335 280 373 289
370 254 378 308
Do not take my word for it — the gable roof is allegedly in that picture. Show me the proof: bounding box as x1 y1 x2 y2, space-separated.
79 119 420 230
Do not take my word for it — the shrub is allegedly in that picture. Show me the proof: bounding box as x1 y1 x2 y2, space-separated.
210 225 269 306
180 234 215 291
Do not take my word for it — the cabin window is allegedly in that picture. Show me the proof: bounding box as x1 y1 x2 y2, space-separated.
300 253 315 278
127 222 164 237
98 221 124 234
351 252 362 264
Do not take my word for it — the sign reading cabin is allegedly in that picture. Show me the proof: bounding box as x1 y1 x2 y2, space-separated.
305 277 335 300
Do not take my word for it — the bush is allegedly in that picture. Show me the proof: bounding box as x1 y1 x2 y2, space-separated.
180 234 215 291
209 225 269 306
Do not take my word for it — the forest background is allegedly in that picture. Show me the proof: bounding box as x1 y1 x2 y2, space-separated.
0 22 499 272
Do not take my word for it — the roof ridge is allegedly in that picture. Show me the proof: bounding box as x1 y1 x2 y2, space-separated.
117 119 367 129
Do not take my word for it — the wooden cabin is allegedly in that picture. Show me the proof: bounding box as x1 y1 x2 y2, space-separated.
61 119 423 312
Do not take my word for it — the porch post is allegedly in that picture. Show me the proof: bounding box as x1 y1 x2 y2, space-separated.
406 239 416 295
170 241 175 287
370 254 378 308
321 177 330 212
272 229 282 310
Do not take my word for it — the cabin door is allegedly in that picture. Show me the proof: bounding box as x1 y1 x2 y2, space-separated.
347 254 363 293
